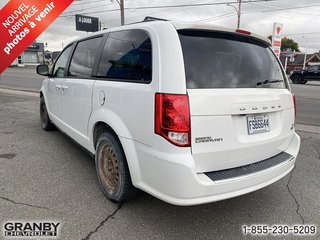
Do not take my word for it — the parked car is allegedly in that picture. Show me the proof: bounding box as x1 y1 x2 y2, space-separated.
290 65 320 84
36 19 300 206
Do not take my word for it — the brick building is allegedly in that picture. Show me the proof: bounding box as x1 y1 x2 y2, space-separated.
280 52 320 74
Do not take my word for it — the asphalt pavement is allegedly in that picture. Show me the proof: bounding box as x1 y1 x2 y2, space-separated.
0 66 44 91
290 84 320 126
0 89 319 240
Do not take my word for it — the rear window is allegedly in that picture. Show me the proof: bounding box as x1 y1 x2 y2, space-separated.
178 30 286 89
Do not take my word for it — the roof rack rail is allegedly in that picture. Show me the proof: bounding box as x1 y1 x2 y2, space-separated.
143 16 167 22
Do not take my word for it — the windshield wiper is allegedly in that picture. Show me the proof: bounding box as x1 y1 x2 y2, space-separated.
257 79 283 86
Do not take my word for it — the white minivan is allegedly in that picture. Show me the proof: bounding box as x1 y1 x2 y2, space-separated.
37 19 300 206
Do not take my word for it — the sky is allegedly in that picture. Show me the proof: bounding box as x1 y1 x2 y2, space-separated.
1 0 320 53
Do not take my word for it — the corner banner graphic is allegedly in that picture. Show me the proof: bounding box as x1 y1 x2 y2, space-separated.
0 0 74 74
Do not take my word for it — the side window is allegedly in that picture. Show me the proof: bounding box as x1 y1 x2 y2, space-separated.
68 37 102 78
97 30 152 83
308 66 317 72
52 45 72 78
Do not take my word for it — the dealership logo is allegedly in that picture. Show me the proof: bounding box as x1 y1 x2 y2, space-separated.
3 221 60 238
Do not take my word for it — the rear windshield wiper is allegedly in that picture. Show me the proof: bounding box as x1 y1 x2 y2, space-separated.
257 79 283 86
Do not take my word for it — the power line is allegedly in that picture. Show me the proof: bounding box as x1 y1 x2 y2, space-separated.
246 2 320 27
124 0 274 10
100 0 212 23
192 2 320 25
281 32 320 36
211 2 320 22
60 0 275 17
60 8 119 17
261 1 320 16
71 0 113 6
259 3 320 13
196 12 237 23
63 3 115 14
249 0 320 17
60 0 320 29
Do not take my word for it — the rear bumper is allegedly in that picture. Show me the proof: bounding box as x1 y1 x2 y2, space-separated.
131 133 300 206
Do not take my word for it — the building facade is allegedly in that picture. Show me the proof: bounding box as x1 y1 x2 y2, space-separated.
280 52 320 74
11 41 45 66
21 41 45 64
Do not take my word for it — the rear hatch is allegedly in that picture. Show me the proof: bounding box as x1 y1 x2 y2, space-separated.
178 29 295 173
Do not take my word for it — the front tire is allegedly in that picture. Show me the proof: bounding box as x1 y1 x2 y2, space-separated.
95 132 137 202
292 75 302 84
40 97 55 130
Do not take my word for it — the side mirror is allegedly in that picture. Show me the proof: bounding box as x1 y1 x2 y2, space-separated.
37 65 50 76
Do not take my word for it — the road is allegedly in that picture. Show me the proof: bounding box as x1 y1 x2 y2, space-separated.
1 66 319 126
0 66 44 91
0 89 319 240
291 84 320 127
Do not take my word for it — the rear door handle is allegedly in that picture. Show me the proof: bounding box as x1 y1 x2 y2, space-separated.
55 85 61 90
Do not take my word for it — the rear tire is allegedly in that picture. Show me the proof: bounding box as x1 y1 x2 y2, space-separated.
40 97 55 130
95 132 138 202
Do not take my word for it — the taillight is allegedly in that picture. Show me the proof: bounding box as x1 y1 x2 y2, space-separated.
292 93 297 121
155 93 191 147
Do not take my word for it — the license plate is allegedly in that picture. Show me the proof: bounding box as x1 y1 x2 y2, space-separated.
247 114 270 135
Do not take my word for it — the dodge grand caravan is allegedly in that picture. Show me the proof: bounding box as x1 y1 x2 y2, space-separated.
37 19 300 206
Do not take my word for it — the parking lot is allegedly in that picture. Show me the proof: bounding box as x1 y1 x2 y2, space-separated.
0 67 320 239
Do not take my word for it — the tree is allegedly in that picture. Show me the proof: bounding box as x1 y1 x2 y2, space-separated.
281 37 300 52
267 35 300 52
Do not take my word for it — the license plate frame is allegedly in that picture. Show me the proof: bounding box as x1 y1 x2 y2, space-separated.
247 114 270 135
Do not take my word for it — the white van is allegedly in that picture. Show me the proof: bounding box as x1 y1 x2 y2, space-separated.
37 19 300 206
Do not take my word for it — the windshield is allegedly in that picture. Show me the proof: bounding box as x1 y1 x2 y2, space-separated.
178 30 286 89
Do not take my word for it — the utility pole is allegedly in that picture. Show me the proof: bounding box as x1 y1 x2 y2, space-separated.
237 0 241 29
302 36 309 70
113 0 125 25
120 0 125 25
